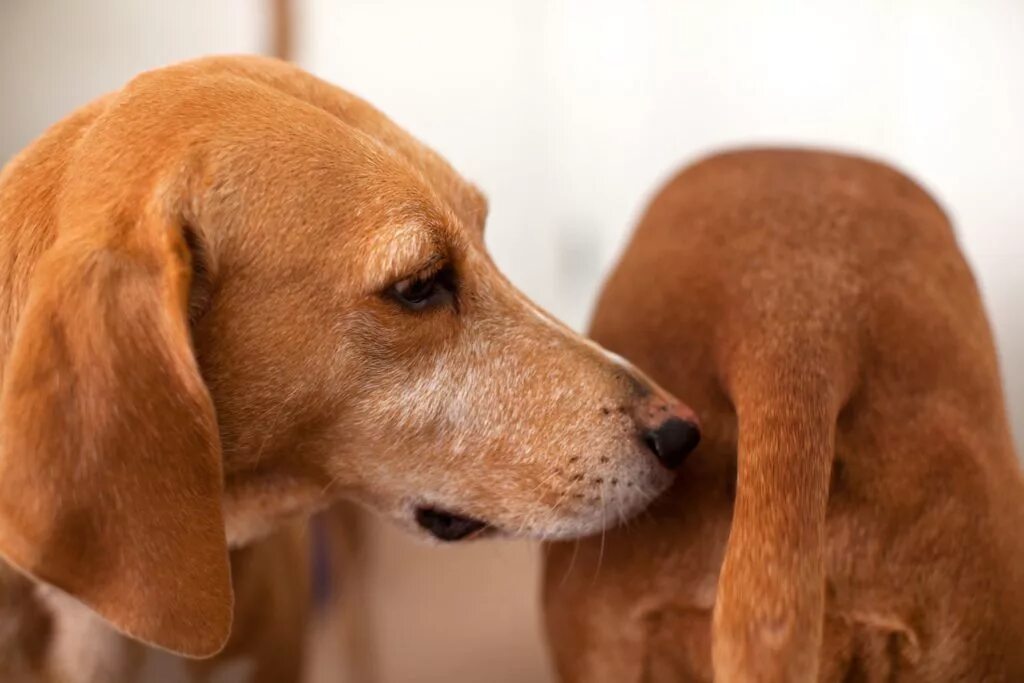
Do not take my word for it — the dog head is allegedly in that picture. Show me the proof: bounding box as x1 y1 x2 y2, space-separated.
0 57 700 657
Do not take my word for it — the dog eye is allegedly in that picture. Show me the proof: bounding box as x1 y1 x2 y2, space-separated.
389 263 456 311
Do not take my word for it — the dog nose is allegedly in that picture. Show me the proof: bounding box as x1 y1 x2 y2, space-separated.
643 417 701 470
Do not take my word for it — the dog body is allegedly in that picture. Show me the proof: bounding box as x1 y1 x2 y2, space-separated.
0 57 700 680
545 149 1024 682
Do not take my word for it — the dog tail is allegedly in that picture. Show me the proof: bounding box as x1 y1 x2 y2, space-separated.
712 364 846 681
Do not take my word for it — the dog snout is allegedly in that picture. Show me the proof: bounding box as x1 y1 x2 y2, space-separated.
636 398 702 470
643 416 701 469
605 354 702 469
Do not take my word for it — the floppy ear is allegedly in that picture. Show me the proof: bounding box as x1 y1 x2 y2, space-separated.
0 212 232 657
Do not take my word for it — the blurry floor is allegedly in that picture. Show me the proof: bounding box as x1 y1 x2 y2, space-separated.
306 512 555 683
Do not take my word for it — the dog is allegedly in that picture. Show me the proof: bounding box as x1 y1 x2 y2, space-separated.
544 149 1024 682
0 55 701 681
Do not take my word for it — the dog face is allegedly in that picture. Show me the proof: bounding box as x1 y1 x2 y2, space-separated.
199 117 695 545
0 56 699 658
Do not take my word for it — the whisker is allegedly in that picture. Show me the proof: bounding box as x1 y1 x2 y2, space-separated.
320 472 343 497
251 385 301 468
558 536 582 589
526 468 563 498
592 485 607 586
546 483 576 516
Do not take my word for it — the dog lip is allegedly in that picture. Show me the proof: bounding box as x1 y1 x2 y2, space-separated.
414 506 489 542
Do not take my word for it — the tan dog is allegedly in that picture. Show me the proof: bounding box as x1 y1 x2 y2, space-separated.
0 56 701 681
544 149 1024 682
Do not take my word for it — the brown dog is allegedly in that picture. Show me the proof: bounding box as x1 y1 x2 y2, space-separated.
544 149 1024 682
0 56 701 681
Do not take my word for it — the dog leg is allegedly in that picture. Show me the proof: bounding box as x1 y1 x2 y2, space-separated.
712 373 840 683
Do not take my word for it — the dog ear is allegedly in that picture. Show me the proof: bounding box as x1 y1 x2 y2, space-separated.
0 213 232 657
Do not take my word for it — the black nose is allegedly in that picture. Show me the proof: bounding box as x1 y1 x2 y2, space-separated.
415 507 488 542
643 418 701 470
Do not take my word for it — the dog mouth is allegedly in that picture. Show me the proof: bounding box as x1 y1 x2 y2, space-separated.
414 506 490 542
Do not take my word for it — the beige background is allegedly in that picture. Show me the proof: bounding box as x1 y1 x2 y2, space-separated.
307 513 554 683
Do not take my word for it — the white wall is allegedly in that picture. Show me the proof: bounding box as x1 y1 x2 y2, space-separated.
3 1 1019 443
0 0 265 162
300 0 1024 450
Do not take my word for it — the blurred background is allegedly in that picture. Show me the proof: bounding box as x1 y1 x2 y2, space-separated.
2 2 1021 682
